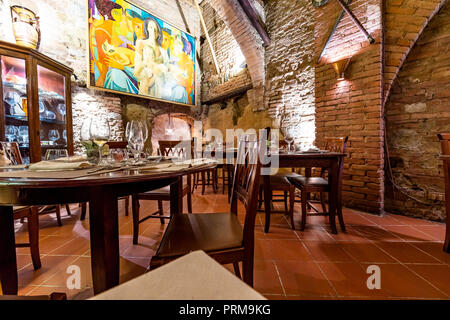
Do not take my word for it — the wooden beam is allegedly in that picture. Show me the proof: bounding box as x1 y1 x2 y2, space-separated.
194 0 221 75
237 0 270 46
202 84 253 105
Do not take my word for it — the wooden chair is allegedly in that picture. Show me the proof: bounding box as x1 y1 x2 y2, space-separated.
131 140 193 244
438 133 450 253
80 141 130 220
258 140 301 231
149 135 261 286
0 141 71 224
288 137 348 231
192 141 219 195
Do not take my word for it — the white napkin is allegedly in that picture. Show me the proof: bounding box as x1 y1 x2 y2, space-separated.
28 161 92 171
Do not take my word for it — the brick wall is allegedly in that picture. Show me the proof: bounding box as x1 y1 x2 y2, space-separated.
384 1 450 221
315 0 384 214
264 0 316 148
384 0 447 105
0 0 201 152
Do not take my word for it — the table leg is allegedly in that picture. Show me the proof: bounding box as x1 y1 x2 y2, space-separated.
171 176 183 216
263 174 272 233
88 187 119 295
0 206 18 295
328 160 339 234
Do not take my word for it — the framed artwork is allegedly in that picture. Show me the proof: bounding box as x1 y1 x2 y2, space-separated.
87 0 196 106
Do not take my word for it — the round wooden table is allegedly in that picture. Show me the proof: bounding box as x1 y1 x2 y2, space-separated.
0 163 216 295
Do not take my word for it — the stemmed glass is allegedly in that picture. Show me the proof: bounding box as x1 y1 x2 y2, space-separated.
5 125 18 142
80 118 92 142
48 130 60 145
89 118 110 165
284 127 295 154
126 120 144 163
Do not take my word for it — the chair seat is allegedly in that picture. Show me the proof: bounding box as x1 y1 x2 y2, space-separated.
264 172 302 187
156 213 243 258
140 186 171 197
288 176 329 188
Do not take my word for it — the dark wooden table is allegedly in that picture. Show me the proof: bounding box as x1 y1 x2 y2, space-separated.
0 163 216 295
440 155 450 253
263 152 346 234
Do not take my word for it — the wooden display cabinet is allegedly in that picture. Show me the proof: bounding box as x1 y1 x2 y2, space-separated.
0 40 73 163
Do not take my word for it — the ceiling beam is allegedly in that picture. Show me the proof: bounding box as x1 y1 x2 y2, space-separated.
237 0 271 46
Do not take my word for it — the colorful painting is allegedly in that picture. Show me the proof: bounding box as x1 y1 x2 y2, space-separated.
87 0 196 105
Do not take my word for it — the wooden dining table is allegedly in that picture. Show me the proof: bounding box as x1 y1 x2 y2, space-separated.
263 152 346 234
0 162 216 295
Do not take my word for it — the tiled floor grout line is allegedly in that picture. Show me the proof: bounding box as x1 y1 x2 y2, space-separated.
348 224 450 298
294 225 339 298
272 261 287 297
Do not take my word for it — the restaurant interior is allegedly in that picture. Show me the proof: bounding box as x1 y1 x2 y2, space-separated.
0 0 449 302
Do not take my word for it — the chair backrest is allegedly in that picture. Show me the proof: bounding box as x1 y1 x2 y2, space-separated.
325 137 348 153
229 135 261 248
320 137 348 178
158 140 192 160
0 141 23 165
106 141 128 149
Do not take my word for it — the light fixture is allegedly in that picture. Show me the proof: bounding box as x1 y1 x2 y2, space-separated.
166 113 174 135
332 57 351 80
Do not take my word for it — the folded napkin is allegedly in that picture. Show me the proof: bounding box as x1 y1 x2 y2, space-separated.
28 161 92 171
53 155 88 163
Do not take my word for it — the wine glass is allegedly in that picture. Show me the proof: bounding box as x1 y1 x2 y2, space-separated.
89 118 110 165
45 149 68 161
127 120 144 163
18 126 29 144
5 125 18 142
48 130 60 145
284 127 295 154
57 103 66 117
80 118 92 142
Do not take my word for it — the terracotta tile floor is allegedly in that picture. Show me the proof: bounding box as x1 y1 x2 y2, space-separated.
12 188 450 300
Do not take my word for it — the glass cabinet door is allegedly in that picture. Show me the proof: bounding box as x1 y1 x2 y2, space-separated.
1 55 30 163
37 64 67 160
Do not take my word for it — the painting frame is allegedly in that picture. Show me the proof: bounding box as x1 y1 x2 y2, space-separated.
86 0 197 106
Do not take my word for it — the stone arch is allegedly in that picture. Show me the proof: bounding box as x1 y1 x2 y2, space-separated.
206 0 265 108
384 0 448 106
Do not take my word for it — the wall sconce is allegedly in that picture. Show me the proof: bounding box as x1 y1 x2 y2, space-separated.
332 57 351 80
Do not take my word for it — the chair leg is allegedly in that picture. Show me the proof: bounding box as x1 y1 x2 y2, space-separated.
201 171 206 195
222 168 225 194
284 191 288 212
158 200 165 224
55 205 62 226
300 189 307 231
28 207 41 270
289 188 295 230
65 204 71 216
124 196 129 216
233 262 241 279
80 202 87 220
258 187 263 209
187 190 193 214
212 169 218 193
320 192 327 214
242 256 254 287
132 196 140 245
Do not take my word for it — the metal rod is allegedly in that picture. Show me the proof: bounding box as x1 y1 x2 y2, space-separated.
336 0 375 44
317 9 345 64
194 0 221 75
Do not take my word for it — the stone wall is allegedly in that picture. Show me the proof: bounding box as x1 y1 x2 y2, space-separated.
384 1 450 221
315 0 384 214
0 0 201 152
264 0 315 148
